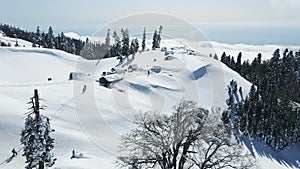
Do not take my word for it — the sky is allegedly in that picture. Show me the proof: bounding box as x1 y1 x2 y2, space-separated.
1 0 300 45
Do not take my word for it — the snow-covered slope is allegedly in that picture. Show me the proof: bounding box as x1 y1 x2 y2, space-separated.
0 33 33 48
0 41 299 169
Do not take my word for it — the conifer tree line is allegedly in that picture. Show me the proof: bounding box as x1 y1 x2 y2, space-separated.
100 25 162 60
0 24 163 60
221 49 300 150
0 24 84 55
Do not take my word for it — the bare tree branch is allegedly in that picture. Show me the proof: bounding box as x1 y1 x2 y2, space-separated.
117 100 256 169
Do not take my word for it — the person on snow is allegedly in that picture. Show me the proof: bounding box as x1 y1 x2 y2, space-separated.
11 148 17 157
71 150 75 159
82 85 87 94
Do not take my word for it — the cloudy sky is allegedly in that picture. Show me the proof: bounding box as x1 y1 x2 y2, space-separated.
1 0 300 45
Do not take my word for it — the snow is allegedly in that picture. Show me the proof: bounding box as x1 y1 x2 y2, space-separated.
65 32 89 41
64 32 83 40
243 137 300 169
0 39 299 169
0 35 33 47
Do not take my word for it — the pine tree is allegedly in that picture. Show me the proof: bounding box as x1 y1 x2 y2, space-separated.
103 29 111 58
130 39 136 55
121 28 130 59
41 32 47 48
130 38 139 54
69 41 76 54
151 26 163 50
152 30 158 50
54 33 61 49
33 26 42 47
112 31 121 57
142 27 146 51
105 29 110 46
213 53 218 60
20 89 56 169
60 32 67 51
157 25 163 48
46 26 55 49
236 52 242 73
221 52 227 63
134 38 139 52
221 110 230 127
80 38 95 59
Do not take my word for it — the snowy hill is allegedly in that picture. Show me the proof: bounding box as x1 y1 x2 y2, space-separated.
0 40 299 169
0 32 33 47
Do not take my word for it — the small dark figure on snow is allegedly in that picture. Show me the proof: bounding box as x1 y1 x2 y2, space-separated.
82 85 87 94
12 148 17 157
147 70 150 77
69 72 73 80
71 150 75 159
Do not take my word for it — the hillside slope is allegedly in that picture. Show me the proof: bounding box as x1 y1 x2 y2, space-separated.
0 42 299 169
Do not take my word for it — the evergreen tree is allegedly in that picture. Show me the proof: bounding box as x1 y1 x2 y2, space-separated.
220 52 227 63
236 52 242 73
152 26 163 50
60 32 67 51
142 27 146 51
267 49 281 95
20 89 56 169
121 28 130 59
129 38 139 59
41 32 47 48
152 30 158 50
213 53 218 60
129 38 139 54
32 26 39 47
112 31 121 57
230 56 236 70
46 26 55 48
103 29 111 58
134 38 139 52
36 26 41 47
221 110 230 127
69 41 76 54
80 38 95 59
105 29 110 46
157 25 163 48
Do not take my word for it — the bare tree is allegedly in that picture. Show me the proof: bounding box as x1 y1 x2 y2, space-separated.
117 100 255 169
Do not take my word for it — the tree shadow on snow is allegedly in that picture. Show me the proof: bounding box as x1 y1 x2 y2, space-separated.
189 65 209 80
0 155 14 166
242 136 300 168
